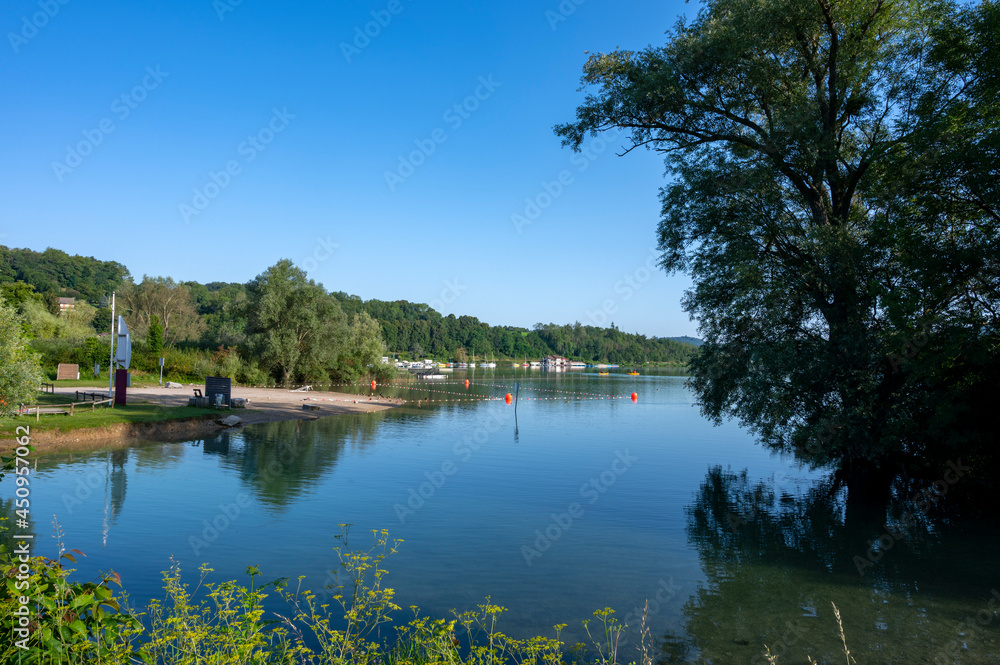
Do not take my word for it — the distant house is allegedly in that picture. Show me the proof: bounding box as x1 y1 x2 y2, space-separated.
58 297 76 313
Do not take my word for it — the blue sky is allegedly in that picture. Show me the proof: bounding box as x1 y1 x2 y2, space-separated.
1 0 701 338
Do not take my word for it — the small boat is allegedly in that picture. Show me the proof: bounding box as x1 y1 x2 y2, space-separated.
598 371 610 376
628 370 640 376
480 362 496 368
417 373 447 380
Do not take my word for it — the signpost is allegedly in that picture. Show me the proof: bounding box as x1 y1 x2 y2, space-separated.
158 357 165 385
113 315 132 406
115 316 132 369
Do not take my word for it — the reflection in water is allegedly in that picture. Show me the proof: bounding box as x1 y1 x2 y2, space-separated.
206 414 388 509
102 449 128 546
0 498 24 552
203 435 230 456
662 467 1000 664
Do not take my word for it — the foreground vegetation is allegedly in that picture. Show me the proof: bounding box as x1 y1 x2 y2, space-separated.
0 527 854 665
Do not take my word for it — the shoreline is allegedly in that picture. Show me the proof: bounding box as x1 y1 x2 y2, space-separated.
1 385 403 454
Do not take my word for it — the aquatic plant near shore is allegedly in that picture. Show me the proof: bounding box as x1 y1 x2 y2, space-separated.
1 525 856 664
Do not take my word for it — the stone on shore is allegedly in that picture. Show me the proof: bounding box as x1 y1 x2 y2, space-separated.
165 381 184 388
218 415 242 427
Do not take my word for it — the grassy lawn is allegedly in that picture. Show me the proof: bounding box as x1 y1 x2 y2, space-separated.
2 391 221 434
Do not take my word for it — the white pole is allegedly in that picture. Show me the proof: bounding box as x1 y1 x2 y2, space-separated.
108 292 116 398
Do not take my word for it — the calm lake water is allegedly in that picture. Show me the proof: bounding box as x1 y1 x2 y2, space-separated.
5 369 999 663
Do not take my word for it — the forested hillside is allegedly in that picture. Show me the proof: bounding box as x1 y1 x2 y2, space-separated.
0 245 698 370
0 246 129 301
334 293 696 364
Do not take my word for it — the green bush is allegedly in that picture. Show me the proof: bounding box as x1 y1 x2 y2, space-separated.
0 299 43 415
236 359 270 386
0 543 142 663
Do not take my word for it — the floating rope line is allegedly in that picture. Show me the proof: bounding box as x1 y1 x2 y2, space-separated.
324 387 630 404
244 374 640 405
342 383 625 400
246 375 639 390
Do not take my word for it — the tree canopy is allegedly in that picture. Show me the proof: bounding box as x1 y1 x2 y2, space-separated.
557 0 999 490
120 277 204 347
243 260 348 385
0 245 129 301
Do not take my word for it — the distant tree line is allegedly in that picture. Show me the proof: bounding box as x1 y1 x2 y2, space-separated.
0 245 129 303
0 245 698 390
334 294 697 364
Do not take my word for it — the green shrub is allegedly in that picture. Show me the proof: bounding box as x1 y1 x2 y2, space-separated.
236 359 270 386
0 542 143 663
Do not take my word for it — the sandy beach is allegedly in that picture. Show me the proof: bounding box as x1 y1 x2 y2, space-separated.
98 384 405 424
11 385 404 452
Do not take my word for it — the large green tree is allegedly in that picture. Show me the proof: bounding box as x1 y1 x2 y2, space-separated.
334 311 393 382
243 260 347 385
0 298 42 416
557 0 999 496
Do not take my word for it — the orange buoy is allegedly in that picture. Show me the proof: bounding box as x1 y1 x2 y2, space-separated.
371 380 377 390
505 393 513 404
464 379 470 388
631 392 638 401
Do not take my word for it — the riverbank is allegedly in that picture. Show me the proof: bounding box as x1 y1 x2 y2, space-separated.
0 385 403 453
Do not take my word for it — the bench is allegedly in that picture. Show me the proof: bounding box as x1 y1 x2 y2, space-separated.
27 407 69 417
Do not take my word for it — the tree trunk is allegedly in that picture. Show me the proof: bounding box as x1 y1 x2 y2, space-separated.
841 458 896 530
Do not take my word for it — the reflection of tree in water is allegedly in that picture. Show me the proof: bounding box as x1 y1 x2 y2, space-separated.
660 466 1000 664
207 413 387 509
128 441 188 471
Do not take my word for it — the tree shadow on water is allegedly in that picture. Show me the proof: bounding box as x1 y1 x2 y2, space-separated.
657 466 1000 664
